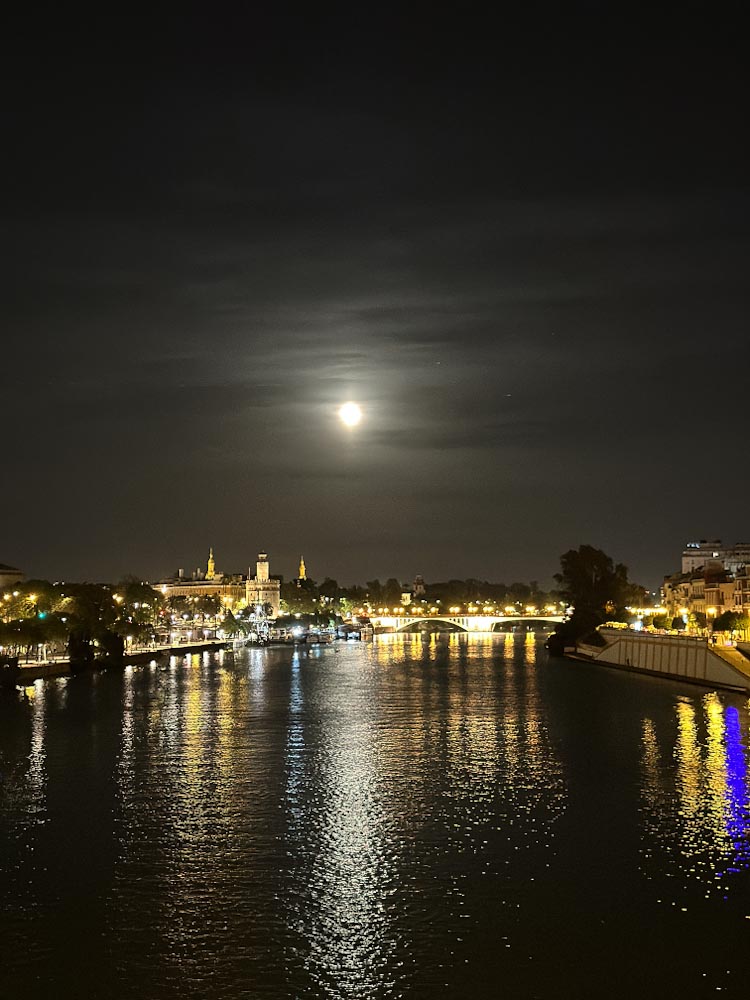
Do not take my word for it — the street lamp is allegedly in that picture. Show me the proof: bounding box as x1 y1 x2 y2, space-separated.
707 607 717 641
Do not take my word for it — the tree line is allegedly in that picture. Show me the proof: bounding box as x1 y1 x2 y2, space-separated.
0 577 194 664
280 576 560 616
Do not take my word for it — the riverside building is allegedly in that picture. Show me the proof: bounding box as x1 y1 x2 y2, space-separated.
681 540 750 574
665 538 749 627
245 552 281 616
158 549 249 610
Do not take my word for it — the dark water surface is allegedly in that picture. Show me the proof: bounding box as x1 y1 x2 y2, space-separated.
1 634 749 998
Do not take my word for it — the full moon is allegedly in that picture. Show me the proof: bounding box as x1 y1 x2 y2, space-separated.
338 401 362 427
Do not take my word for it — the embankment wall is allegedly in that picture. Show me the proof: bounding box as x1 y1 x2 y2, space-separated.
577 629 750 692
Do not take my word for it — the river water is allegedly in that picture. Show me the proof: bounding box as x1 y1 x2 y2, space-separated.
1 634 749 998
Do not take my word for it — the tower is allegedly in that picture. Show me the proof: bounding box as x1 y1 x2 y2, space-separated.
206 547 216 580
298 555 307 581
256 552 269 583
246 551 280 616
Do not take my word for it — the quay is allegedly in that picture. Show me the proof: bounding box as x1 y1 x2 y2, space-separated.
3 638 230 685
571 628 750 693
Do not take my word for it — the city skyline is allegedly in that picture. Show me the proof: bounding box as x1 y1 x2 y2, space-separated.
7 538 742 598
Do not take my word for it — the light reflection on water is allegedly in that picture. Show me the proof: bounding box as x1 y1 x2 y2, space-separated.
1 635 750 997
640 692 750 898
284 650 399 997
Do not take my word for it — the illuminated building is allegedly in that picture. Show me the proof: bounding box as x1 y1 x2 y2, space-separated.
246 552 281 616
158 549 245 605
682 540 750 574
734 565 750 616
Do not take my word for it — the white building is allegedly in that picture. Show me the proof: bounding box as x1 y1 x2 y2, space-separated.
681 540 750 575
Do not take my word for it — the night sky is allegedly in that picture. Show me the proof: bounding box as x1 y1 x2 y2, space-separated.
4 8 748 588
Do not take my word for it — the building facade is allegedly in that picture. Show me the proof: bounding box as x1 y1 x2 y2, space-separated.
734 565 750 616
0 562 24 590
682 540 750 574
665 552 749 630
159 549 246 608
246 552 281 616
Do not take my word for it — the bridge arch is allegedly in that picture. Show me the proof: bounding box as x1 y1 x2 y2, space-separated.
373 613 564 633
395 617 469 633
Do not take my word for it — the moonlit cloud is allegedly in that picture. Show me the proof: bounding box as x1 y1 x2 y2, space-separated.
2 10 747 584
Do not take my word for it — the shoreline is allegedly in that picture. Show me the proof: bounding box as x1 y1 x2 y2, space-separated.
565 628 750 694
2 638 231 687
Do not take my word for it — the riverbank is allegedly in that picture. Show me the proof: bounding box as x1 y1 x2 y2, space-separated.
2 638 230 687
570 627 750 693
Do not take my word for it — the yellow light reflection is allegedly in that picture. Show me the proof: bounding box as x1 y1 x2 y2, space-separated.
641 693 750 898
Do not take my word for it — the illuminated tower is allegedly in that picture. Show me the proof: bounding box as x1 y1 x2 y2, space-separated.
256 552 269 582
298 555 306 581
206 547 216 580
246 551 280 616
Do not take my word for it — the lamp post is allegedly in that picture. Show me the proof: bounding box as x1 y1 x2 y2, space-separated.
707 607 717 643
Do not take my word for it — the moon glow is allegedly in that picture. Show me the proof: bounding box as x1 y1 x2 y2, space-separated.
338 402 362 427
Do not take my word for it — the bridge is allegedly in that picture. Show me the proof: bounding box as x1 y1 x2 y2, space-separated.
371 614 564 633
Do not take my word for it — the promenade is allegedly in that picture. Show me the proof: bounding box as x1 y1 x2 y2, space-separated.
11 637 230 681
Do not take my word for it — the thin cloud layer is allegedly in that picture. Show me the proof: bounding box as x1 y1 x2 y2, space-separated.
2 11 748 584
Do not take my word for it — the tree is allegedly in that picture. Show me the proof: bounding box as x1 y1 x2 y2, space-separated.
318 578 339 601
1 618 46 660
195 595 220 618
338 597 355 619
689 611 707 632
115 577 165 625
508 582 532 602
554 545 631 621
713 610 750 635
221 610 245 638
340 584 366 604
111 618 151 644
280 579 318 615
548 545 641 654
167 596 189 616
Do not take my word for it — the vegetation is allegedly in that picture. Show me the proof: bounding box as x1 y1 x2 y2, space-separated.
279 575 558 618
0 578 167 664
547 545 646 655
712 610 750 636
689 611 707 631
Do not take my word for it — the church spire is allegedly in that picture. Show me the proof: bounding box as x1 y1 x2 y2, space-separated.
298 555 307 581
206 547 216 580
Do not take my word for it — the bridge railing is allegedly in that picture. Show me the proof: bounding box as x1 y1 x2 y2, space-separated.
371 614 563 633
